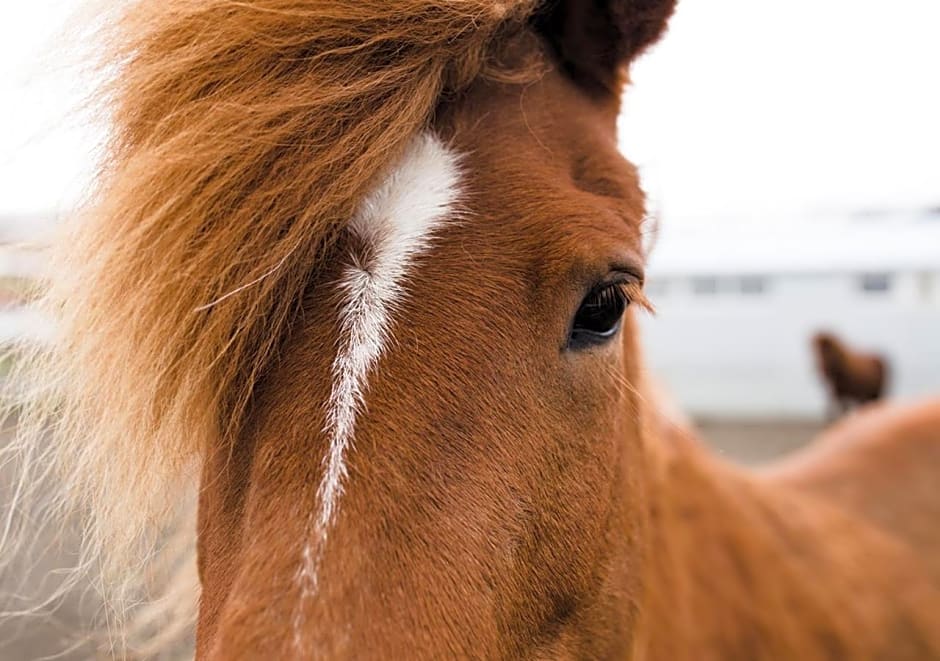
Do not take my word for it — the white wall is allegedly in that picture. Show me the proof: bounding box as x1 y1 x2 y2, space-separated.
640 271 940 418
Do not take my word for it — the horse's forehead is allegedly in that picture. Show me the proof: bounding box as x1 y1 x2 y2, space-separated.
437 78 646 284
286 71 646 646
444 68 645 239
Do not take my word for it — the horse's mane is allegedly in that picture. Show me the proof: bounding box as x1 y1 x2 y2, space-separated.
2 0 542 649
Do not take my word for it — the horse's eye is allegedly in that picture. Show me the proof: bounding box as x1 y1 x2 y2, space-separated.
568 283 629 350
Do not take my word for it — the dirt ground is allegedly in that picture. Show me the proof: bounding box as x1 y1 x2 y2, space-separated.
697 417 824 465
0 418 823 660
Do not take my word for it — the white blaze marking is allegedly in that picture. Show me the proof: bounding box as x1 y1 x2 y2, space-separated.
293 132 461 649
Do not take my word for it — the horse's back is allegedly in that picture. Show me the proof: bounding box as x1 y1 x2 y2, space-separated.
763 397 940 578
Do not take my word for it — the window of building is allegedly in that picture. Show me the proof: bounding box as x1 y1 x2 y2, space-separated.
692 277 718 295
739 276 768 295
859 273 892 293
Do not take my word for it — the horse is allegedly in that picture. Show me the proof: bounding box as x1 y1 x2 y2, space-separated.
2 1 939 659
813 331 889 416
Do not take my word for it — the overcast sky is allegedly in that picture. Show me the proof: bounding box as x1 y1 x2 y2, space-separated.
2 1 939 224
619 0 940 224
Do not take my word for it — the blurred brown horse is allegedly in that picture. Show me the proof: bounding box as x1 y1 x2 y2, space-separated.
813 331 888 416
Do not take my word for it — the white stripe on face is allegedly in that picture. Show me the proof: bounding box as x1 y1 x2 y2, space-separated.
293 132 461 650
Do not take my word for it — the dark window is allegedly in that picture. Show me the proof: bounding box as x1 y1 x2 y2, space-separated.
859 273 892 293
692 277 718 295
739 276 767 295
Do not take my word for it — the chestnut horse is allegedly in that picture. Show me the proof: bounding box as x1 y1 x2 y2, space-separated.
3 1 939 659
813 331 889 416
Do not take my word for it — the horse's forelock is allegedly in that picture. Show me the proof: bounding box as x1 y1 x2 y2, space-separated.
4 0 540 651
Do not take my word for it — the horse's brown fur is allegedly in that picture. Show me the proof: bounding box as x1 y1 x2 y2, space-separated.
646 420 940 660
813 331 888 413
764 398 940 582
10 0 549 586
6 1 939 659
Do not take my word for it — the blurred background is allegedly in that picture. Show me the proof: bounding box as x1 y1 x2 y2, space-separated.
617 0 940 458
1 0 939 657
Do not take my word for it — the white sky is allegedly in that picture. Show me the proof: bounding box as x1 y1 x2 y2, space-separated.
620 0 940 224
0 1 94 217
1 1 939 224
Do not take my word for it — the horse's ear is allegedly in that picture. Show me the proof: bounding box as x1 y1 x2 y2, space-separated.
533 0 677 96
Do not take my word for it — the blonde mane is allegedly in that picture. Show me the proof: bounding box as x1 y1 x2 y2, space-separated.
2 0 543 651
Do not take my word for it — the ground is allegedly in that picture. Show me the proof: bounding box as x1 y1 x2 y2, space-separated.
697 418 823 464
0 418 824 660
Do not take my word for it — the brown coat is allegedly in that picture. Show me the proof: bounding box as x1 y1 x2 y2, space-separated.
814 332 888 411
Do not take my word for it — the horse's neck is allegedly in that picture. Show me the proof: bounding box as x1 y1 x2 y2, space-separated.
638 434 939 661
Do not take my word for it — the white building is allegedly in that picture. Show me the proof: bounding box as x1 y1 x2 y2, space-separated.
640 213 940 419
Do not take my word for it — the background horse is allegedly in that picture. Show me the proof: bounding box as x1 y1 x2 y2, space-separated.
2 1 939 659
813 331 889 416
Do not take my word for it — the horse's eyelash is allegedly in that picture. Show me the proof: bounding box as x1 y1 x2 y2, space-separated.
619 281 655 315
